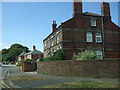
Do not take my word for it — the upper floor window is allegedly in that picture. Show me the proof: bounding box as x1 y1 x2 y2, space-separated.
96 50 103 59
56 34 60 44
91 18 96 26
86 32 93 42
96 33 102 43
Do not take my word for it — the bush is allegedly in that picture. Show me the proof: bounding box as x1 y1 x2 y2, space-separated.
39 49 65 61
74 51 99 60
16 61 22 67
24 58 32 62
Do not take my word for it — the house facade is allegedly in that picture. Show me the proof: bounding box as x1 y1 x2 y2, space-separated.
18 46 43 61
43 0 120 60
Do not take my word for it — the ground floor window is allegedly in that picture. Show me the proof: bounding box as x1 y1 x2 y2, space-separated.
96 50 103 59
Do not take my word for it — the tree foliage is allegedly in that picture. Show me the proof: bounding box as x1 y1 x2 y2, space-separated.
38 49 64 62
1 43 29 63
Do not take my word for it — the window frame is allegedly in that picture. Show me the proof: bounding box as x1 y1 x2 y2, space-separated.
91 18 96 27
96 33 102 43
86 32 93 42
96 50 103 59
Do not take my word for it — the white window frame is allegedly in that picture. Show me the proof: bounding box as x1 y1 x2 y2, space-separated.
86 50 93 53
56 34 59 44
91 18 96 26
96 33 102 43
86 32 93 42
96 50 103 59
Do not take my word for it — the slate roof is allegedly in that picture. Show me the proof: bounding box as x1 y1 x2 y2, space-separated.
83 12 103 17
18 52 26 56
19 49 43 57
25 49 43 55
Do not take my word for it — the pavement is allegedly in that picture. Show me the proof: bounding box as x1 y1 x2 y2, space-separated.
2 66 119 89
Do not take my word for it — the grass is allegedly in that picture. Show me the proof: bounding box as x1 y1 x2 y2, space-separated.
42 80 118 88
8 75 45 81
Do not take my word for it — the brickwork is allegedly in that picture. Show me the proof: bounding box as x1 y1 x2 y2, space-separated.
22 61 37 72
43 1 120 59
37 59 119 78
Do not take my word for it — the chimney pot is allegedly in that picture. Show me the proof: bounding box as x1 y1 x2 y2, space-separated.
52 20 57 32
33 45 36 50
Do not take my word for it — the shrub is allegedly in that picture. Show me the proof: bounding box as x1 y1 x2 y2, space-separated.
39 49 65 61
24 58 32 62
74 51 99 60
16 61 22 67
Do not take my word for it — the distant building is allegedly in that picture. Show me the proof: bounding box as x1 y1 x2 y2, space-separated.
43 0 120 60
18 46 43 61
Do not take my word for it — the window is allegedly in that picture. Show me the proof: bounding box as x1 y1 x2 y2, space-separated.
57 46 62 50
96 33 102 43
56 34 59 44
86 32 93 42
96 50 103 59
86 50 93 53
91 18 96 26
47 39 50 48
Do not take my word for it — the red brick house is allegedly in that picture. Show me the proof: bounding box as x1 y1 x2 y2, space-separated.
18 46 43 61
43 0 120 60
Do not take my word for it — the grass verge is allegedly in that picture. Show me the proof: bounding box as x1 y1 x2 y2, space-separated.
42 80 118 88
8 76 45 81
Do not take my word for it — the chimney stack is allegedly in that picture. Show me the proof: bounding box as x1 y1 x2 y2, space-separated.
73 0 82 17
33 45 36 50
101 2 110 16
52 20 57 32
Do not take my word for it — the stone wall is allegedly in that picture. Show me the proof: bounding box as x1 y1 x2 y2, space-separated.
37 59 119 78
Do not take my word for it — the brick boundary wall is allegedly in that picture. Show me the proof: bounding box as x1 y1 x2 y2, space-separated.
22 61 37 72
37 59 119 78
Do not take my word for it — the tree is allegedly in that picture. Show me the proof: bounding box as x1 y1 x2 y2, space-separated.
1 49 9 55
1 43 29 63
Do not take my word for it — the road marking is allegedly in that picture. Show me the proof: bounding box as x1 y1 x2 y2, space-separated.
2 71 13 89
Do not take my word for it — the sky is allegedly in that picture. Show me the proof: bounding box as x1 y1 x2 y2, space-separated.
1 1 119 52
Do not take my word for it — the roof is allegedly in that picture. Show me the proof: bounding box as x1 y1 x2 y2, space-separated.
18 52 26 56
83 12 103 17
26 49 43 55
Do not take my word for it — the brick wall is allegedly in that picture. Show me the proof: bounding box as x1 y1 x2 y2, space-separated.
37 59 119 78
22 61 37 72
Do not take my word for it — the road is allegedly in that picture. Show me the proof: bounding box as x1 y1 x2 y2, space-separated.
1 64 16 89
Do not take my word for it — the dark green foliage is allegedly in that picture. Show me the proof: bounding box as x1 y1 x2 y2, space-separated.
24 58 32 61
1 43 29 63
1 49 9 55
52 49 64 60
38 49 64 62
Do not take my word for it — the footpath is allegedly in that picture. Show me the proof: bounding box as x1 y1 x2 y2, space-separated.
3 67 118 89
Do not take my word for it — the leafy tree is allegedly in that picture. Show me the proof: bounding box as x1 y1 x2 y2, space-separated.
1 43 29 63
1 49 9 55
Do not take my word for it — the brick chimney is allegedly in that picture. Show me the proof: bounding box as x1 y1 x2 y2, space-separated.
33 45 36 50
52 20 57 32
101 2 111 16
73 0 82 17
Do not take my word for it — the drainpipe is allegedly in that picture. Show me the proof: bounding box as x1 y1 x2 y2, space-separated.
102 17 105 59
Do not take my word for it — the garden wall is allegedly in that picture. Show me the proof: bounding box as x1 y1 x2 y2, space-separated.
37 59 119 78
22 61 37 72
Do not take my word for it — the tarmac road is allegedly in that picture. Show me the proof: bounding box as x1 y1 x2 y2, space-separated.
7 67 118 88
